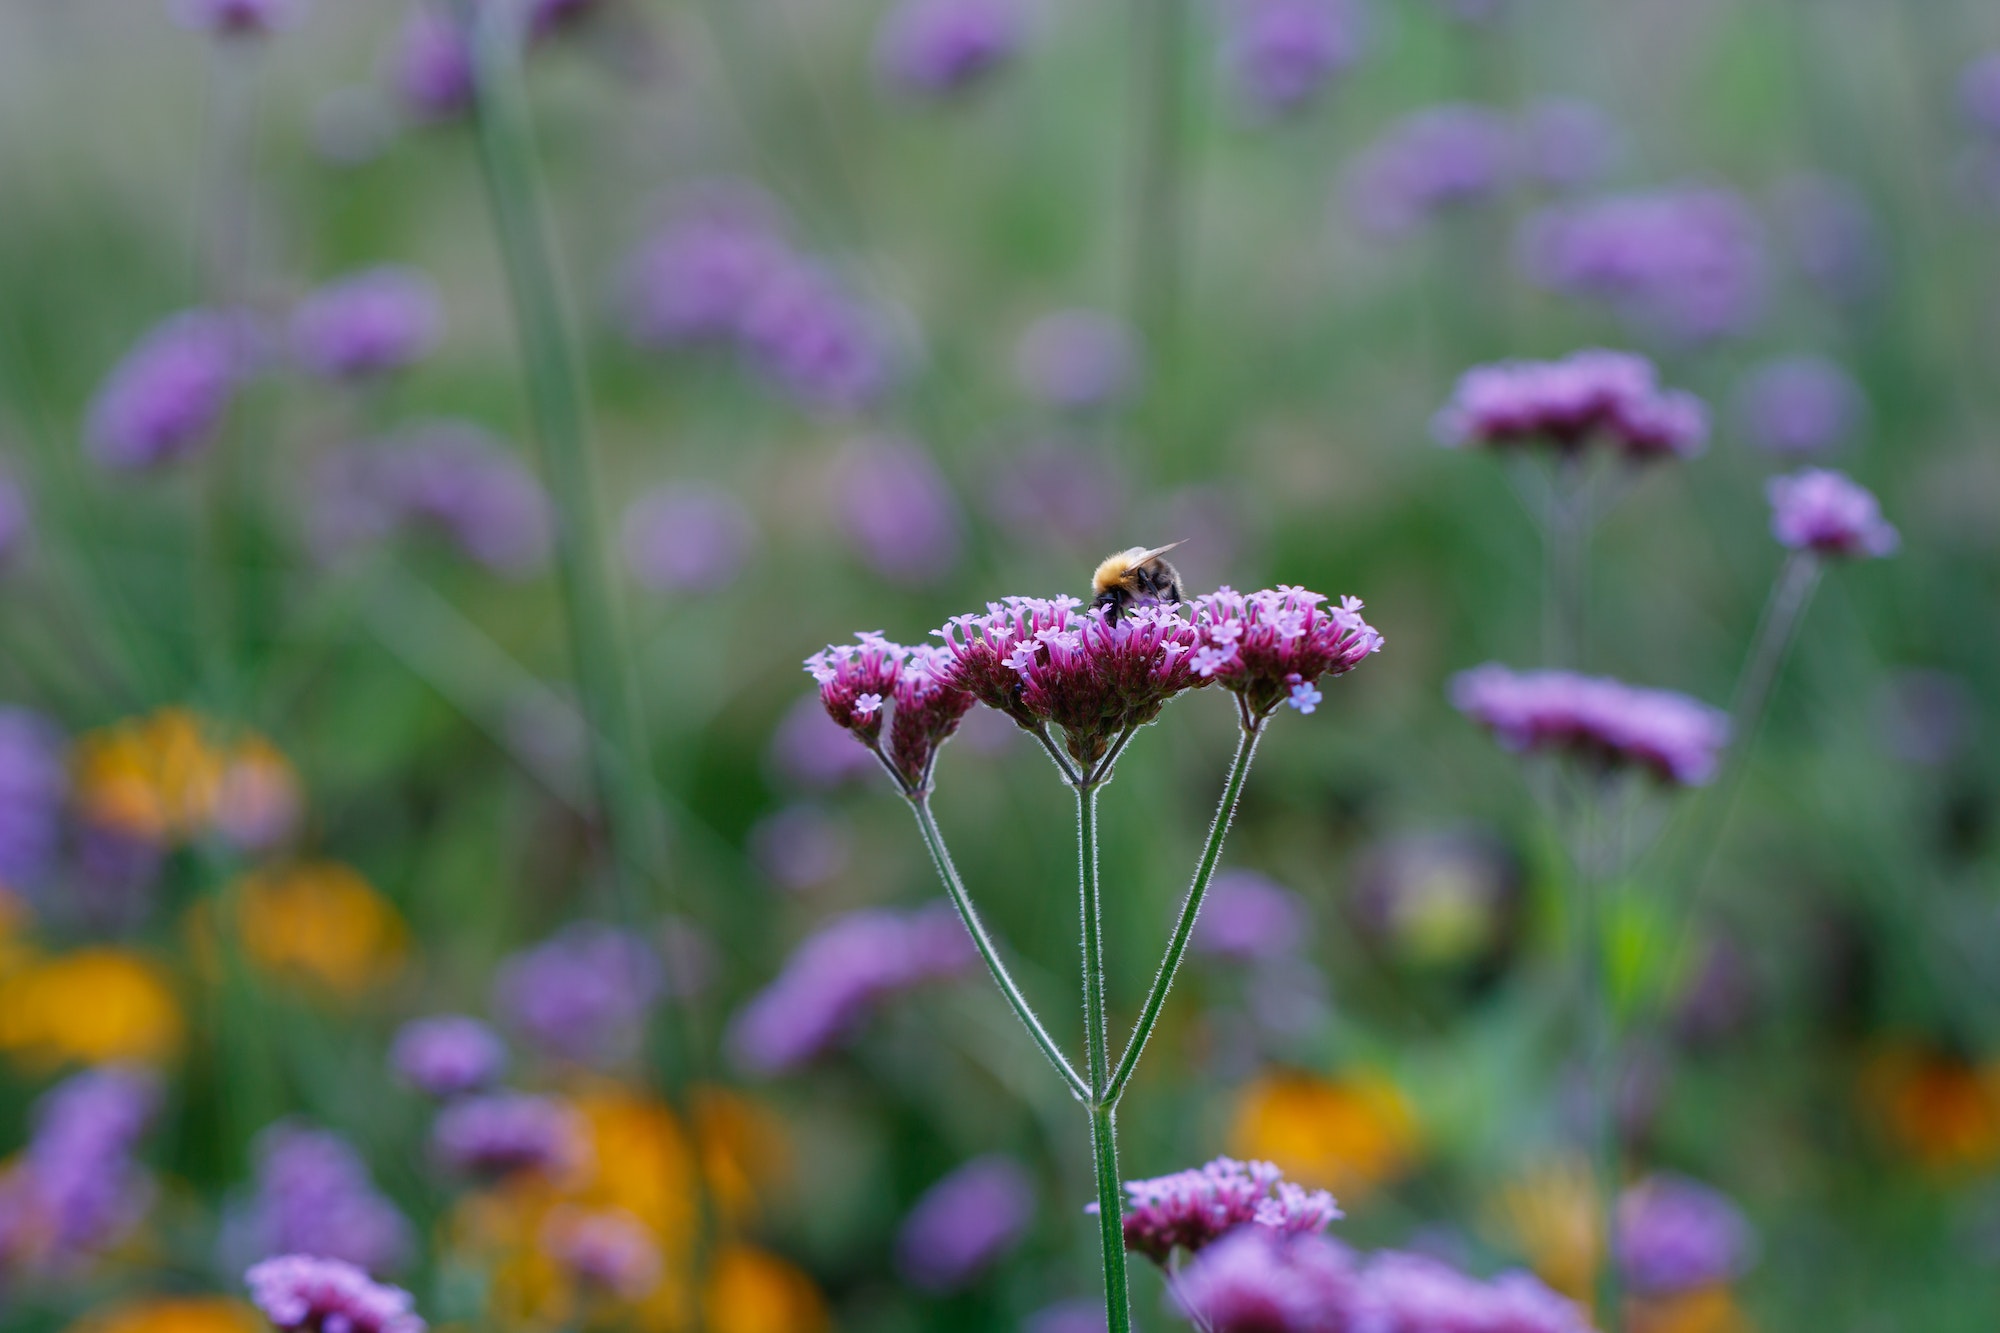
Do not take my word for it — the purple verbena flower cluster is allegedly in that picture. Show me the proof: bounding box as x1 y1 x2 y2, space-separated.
431 1092 588 1181
1615 1172 1757 1296
1222 0 1365 118
541 1207 663 1300
1433 350 1708 460
291 268 443 381
226 1124 413 1275
10 1067 159 1264
169 0 306 37
726 902 975 1073
895 1156 1036 1292
875 0 1027 99
388 7 475 122
87 309 255 471
1765 468 1899 559
493 923 666 1067
806 635 977 792
1519 186 1770 342
1188 586 1385 722
246 1254 425 1333
1345 104 1517 237
1451 664 1731 787
1107 1157 1340 1264
389 1015 508 1099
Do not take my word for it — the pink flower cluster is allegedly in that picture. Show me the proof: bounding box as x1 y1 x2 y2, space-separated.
1434 350 1709 460
806 636 977 792
1451 664 1730 786
1765 467 1899 559
245 1255 425 1333
1107 1156 1340 1264
1188 587 1384 722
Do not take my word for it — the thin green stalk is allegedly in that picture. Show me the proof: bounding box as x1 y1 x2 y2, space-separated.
1564 781 1623 1333
1544 460 1588 670
908 794 1090 1102
1107 721 1261 1103
1078 782 1133 1333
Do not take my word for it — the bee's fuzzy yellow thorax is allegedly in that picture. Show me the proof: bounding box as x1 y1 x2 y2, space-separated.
1093 549 1148 592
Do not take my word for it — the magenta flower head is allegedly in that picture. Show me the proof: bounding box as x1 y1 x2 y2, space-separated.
1343 104 1516 238
1014 310 1141 412
1451 665 1730 787
87 309 253 471
246 1255 425 1333
935 596 1205 766
291 268 443 381
1172 1227 1359 1333
169 0 306 37
1615 1173 1756 1296
1106 1157 1340 1265
1766 467 1899 559
387 6 474 122
895 1156 1036 1292
1433 349 1708 460
620 483 757 595
389 1016 508 1099
1187 586 1383 725
432 1092 588 1182
1734 356 1863 457
541 1207 662 1300
1519 186 1769 342
621 183 792 348
727 901 975 1073
807 635 978 793
1223 0 1364 118
876 0 1026 98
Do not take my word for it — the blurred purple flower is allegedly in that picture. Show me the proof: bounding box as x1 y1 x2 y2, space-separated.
741 262 898 412
542 1207 662 1300
1735 356 1863 457
387 6 474 122
1451 665 1730 787
0 709 65 895
1434 349 1709 460
0 467 31 573
226 1124 413 1275
1616 1173 1756 1295
168 0 306 36
386 422 552 576
1519 98 1619 191
1875 669 1975 769
833 437 963 586
19 1066 159 1262
769 694 881 789
621 185 793 348
86 309 253 471
1173 1228 1359 1332
727 901 975 1073
246 1255 425 1333
390 1016 508 1099
1193 870 1306 962
1961 52 2000 137
749 804 852 893
1343 104 1516 238
433 1092 588 1181
292 267 443 381
1110 1157 1340 1264
876 0 1026 99
1771 174 1885 306
1357 1250 1589 1331
495 923 666 1066
1767 468 1898 559
620 483 757 595
895 1156 1035 1292
70 824 166 932
1014 310 1140 412
985 439 1125 550
1519 186 1769 342
1024 1300 1107 1333
1222 0 1364 117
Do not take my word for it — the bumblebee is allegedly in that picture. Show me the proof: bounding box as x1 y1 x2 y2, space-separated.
1091 542 1186 620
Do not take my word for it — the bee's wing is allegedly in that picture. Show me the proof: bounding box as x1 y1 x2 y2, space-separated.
1133 541 1187 564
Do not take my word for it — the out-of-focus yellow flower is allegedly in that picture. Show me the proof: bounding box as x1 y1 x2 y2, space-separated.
65 1297 262 1333
692 1088 790 1223
1227 1070 1421 1201
1860 1046 2000 1175
1491 1157 1599 1303
704 1246 828 1333
1630 1286 1755 1333
232 861 407 998
0 947 182 1069
72 708 225 843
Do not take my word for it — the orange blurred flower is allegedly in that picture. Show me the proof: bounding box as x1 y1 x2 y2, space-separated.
0 947 183 1069
1227 1069 1421 1201
72 708 226 843
1860 1045 2000 1176
64 1298 262 1333
1630 1286 1755 1333
1490 1156 1598 1303
232 861 408 998
704 1246 829 1333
